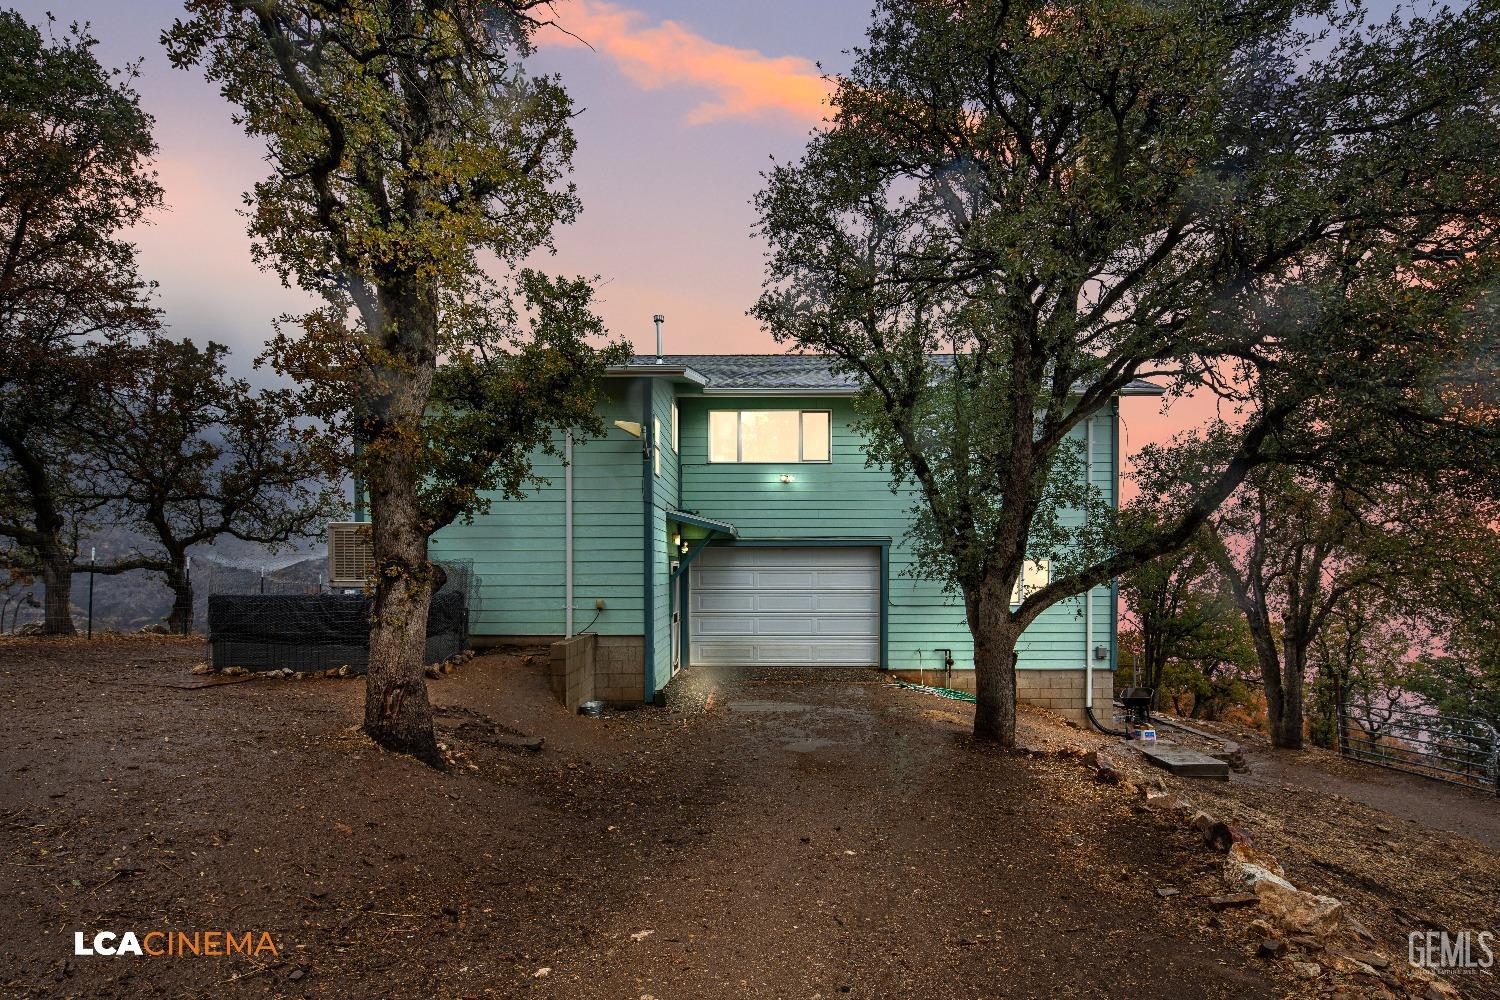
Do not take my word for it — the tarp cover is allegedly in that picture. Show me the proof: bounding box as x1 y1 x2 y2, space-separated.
209 591 465 641
207 591 468 673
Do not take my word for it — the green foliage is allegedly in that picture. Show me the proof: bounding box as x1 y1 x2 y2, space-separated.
0 9 162 623
164 1 629 536
1120 523 1250 689
1405 627 1500 732
755 0 1500 648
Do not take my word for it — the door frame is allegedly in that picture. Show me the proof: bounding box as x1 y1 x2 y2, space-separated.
684 537 891 670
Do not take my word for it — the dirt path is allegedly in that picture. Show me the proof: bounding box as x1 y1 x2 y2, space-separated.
0 637 1327 997
1228 731 1500 852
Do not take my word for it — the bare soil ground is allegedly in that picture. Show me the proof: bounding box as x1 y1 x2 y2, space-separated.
0 637 1491 999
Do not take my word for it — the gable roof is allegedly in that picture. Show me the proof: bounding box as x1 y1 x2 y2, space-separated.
621 354 1164 396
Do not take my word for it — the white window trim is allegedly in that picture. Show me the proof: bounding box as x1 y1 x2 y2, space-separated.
671 402 679 454
708 409 833 464
653 418 661 476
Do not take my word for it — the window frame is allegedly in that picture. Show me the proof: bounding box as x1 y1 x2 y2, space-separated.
707 408 833 464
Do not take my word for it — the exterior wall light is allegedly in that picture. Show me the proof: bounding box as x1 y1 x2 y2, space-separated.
779 474 795 484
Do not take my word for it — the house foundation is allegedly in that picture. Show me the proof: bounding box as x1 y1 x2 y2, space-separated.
888 667 1114 726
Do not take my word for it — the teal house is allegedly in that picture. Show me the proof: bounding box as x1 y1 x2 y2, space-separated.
430 354 1161 721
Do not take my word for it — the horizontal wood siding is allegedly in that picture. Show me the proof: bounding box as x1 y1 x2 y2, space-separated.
429 380 645 637
676 395 1113 671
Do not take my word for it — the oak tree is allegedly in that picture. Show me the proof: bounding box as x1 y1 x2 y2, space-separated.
166 1 628 755
755 0 1500 744
80 335 339 634
0 11 162 633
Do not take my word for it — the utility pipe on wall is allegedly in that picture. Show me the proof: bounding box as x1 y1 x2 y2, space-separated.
1084 413 1094 709
564 432 574 637
1083 411 1127 736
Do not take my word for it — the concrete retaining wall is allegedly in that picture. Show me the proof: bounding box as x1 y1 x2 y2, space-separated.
889 667 1114 725
549 633 596 712
547 633 646 709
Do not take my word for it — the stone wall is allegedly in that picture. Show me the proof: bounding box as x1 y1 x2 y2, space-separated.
889 666 1114 726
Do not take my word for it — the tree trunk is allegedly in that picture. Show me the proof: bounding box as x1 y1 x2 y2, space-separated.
39 544 76 636
969 576 1020 746
363 469 438 756
359 297 439 758
166 563 194 635
1275 644 1307 750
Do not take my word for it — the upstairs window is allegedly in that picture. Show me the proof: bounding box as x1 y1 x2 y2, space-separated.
708 410 831 463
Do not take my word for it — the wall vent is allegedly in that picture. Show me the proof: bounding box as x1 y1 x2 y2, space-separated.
327 522 374 590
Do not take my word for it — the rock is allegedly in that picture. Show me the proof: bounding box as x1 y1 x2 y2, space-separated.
288 968 306 982
1205 820 1250 853
424 666 441 680
1248 919 1276 940
1094 765 1123 785
1345 915 1377 944
140 623 170 635
630 929 654 942
1253 879 1343 936
1425 981 1460 1000
324 667 340 678
533 967 551 979
337 664 351 677
190 663 215 675
1155 886 1180 899
1292 961 1322 980
441 661 455 674
1289 935 1324 952
1258 938 1288 959
1207 893 1259 911
1349 950 1390 970
1189 810 1218 832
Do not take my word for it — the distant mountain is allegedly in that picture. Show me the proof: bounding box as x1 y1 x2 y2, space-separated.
4 527 326 634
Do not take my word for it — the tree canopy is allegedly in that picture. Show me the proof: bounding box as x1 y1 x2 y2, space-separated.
755 0 1500 743
0 11 162 633
165 1 628 754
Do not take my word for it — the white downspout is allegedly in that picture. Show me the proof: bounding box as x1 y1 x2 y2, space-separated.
564 432 574 637
1084 414 1094 710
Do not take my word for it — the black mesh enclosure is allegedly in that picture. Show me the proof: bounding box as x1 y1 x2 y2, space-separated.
208 584 470 674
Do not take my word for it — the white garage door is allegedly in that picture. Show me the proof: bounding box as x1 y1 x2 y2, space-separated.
689 546 880 667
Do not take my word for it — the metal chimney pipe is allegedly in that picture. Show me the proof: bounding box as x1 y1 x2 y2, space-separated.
653 314 664 362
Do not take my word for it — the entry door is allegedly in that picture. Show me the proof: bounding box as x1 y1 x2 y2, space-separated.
689 546 880 667
671 572 682 675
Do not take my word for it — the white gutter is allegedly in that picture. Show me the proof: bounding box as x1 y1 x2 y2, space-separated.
564 432 574 637
1084 413 1094 709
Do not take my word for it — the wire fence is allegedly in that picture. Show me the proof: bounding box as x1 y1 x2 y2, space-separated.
1338 702 1500 795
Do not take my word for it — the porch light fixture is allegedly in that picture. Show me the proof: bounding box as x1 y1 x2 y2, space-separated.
779 473 795 484
680 540 690 554
672 532 681 547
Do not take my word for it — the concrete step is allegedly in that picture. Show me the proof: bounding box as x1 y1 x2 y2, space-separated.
1134 741 1231 780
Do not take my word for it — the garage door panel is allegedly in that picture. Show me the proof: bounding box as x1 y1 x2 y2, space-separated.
690 546 880 667
695 593 756 613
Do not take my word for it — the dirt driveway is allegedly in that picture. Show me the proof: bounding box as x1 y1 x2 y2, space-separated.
0 636 1369 998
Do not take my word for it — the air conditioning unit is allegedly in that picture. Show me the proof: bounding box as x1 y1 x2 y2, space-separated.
327 522 374 590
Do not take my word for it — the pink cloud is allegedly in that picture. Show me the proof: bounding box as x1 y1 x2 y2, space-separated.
539 1 833 127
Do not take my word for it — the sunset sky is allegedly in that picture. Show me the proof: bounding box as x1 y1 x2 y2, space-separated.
15 0 1220 473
